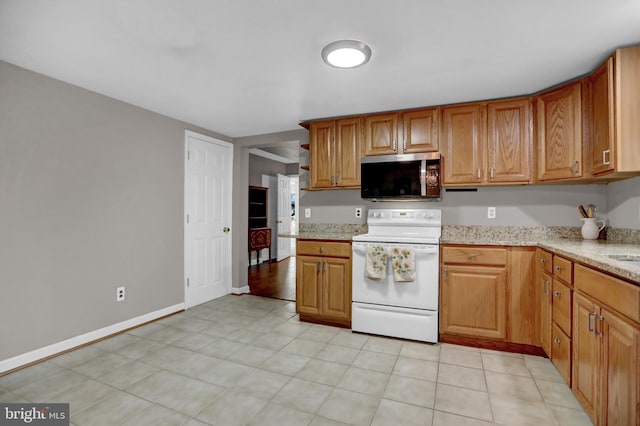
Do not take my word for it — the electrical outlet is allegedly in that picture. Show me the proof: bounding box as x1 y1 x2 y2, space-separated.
304 208 311 218
488 207 496 219
116 286 125 302
355 207 362 218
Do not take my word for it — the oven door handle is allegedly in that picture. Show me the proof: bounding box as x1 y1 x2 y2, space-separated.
353 244 438 255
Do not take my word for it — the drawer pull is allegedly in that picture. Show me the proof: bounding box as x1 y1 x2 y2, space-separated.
319 246 324 253
555 265 562 271
469 253 477 259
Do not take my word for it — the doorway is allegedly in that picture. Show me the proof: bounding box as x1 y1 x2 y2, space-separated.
184 131 233 308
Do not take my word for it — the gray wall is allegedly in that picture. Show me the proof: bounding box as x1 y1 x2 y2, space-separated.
300 184 610 227
0 61 230 360
249 154 289 186
605 176 640 229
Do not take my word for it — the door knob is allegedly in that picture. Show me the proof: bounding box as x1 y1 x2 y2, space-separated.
223 227 230 233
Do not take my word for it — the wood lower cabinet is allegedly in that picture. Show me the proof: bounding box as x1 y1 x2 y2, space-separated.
573 264 640 426
536 81 583 181
441 264 507 339
296 240 351 326
535 249 574 384
441 246 508 340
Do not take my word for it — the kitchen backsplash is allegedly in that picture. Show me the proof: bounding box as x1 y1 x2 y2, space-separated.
606 228 640 244
441 225 582 244
299 223 368 235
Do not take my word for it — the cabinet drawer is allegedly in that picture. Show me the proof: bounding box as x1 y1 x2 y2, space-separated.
575 264 640 323
442 246 507 266
551 322 572 385
538 250 553 274
297 240 351 257
552 279 573 336
552 256 573 284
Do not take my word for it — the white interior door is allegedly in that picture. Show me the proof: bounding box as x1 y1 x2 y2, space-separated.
185 131 233 308
276 173 291 261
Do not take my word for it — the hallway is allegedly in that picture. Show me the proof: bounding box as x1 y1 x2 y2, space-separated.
248 256 296 302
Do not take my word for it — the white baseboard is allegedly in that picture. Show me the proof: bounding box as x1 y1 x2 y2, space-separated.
231 286 250 295
0 303 185 374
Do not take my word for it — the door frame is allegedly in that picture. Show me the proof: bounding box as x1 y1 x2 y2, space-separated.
184 130 234 308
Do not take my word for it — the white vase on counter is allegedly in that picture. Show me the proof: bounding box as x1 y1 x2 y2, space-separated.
581 218 606 240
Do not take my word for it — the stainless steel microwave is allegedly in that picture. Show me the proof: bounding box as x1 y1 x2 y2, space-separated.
360 153 441 201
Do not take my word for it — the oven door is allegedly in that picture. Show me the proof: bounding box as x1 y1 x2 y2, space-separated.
351 241 439 310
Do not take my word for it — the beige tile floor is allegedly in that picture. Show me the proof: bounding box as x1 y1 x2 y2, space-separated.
0 295 593 425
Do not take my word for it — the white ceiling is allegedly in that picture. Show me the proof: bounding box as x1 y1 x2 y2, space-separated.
1 0 640 140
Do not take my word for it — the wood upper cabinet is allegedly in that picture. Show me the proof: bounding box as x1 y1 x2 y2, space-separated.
442 98 532 186
296 240 351 326
363 112 398 156
586 57 615 176
536 81 583 181
442 103 485 185
586 46 640 178
401 107 440 153
486 98 532 183
309 118 361 189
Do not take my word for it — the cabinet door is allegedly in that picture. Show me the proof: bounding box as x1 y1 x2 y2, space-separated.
402 108 439 153
442 104 485 185
601 308 639 426
587 57 615 176
551 322 572 385
536 82 583 181
363 112 398 156
296 255 323 315
539 271 553 355
572 293 600 425
508 247 536 345
440 264 507 339
486 98 532 183
309 121 335 188
322 257 351 321
552 279 572 336
335 117 361 187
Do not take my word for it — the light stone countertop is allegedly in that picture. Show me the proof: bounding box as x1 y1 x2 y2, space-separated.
279 232 359 242
442 236 640 285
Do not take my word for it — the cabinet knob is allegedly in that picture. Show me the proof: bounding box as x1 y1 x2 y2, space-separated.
553 337 561 344
469 253 477 259
553 291 561 297
540 258 546 264
319 246 324 253
555 265 562 271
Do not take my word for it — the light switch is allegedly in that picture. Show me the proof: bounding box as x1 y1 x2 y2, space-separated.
304 208 311 218
488 207 496 219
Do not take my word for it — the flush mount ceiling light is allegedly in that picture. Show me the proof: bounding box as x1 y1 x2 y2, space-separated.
321 40 372 68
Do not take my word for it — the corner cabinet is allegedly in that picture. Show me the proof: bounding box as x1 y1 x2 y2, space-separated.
586 46 640 178
309 118 361 189
536 81 583 181
296 240 351 327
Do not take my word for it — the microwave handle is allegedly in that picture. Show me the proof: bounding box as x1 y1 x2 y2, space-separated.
419 160 427 196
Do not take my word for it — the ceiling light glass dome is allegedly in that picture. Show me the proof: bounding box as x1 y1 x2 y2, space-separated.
321 40 371 68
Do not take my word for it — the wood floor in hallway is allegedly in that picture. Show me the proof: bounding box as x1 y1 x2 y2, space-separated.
248 256 296 301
